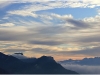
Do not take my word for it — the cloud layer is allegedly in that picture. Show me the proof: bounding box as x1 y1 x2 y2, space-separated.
0 0 100 60
61 64 100 74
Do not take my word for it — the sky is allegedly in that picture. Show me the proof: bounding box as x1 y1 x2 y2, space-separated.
0 0 100 60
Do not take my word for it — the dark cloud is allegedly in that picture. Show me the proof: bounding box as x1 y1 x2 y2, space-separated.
0 23 96 47
28 46 100 56
0 26 68 44
28 25 68 35
0 30 19 41
72 47 100 56
67 19 89 28
57 46 100 56
0 21 99 49
38 26 67 34
78 35 100 43
0 30 30 41
29 40 64 46
31 48 54 54
4 49 27 53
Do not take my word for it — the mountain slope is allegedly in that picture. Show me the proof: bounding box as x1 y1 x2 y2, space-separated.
0 52 78 74
0 68 9 74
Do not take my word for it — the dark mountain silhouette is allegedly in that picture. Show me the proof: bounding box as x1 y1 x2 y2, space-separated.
59 57 100 65
0 52 78 74
0 68 9 74
21 58 37 63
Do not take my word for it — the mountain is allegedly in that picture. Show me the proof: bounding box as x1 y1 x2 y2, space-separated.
59 57 100 65
0 52 25 73
31 56 78 74
0 52 78 74
21 58 37 63
0 68 9 74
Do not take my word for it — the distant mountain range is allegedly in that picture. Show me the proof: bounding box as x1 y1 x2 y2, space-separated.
59 57 100 65
0 52 78 74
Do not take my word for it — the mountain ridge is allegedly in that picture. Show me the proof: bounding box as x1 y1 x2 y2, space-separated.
59 57 100 65
0 52 78 74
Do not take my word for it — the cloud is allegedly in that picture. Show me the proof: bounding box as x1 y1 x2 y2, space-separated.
8 10 38 18
78 35 100 43
29 40 64 46
0 0 14 8
51 13 73 20
4 49 27 53
31 25 68 35
0 25 68 46
72 47 100 56
97 9 100 15
67 19 90 28
56 46 100 57
61 64 100 74
0 16 99 49
12 53 27 59
0 29 25 41
6 0 100 18
0 12 100 50
83 15 100 23
31 48 54 54
0 23 15 27
1 0 100 58
1 0 100 10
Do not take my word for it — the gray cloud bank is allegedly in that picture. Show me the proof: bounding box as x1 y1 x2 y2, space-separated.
61 64 100 74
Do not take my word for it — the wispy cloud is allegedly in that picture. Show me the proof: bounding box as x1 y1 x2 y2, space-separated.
6 0 100 17
0 0 14 8
0 23 15 27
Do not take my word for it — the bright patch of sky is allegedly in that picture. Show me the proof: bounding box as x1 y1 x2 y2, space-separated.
37 8 97 19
